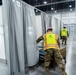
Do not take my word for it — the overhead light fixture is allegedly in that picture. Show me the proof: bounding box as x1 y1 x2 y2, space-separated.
69 5 72 7
36 10 38 12
44 1 47 4
12 0 15 2
55 11 57 13
70 9 72 11
51 8 54 10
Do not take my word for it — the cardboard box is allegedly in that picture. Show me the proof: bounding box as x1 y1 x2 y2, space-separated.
60 47 66 59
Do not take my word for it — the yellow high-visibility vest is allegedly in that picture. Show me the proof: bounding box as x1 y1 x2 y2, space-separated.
43 32 60 50
61 28 68 36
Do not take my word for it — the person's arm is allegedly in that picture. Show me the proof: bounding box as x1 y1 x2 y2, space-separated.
60 30 61 37
57 38 60 48
60 30 62 39
67 31 69 37
36 35 44 43
56 34 60 47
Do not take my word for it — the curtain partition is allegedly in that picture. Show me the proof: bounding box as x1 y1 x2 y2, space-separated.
41 12 52 34
3 0 39 75
22 2 39 67
41 12 46 34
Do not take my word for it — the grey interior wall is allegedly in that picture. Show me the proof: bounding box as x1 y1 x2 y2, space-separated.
64 24 76 36
50 11 76 24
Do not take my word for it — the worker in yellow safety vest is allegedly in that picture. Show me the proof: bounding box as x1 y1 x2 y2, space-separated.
36 27 67 75
60 27 69 45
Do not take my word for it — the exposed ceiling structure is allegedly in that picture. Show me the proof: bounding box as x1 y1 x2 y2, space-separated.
1 0 75 13
0 0 2 5
23 0 75 13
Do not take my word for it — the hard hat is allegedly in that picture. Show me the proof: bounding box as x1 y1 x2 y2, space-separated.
47 27 53 31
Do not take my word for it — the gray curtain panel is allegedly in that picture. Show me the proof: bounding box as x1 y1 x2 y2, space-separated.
2 0 12 74
3 0 25 73
52 18 61 38
22 2 39 67
55 18 59 35
11 0 25 73
41 12 46 34
49 16 52 27
45 15 52 29
3 0 39 74
51 17 59 35
51 17 56 33
58 20 61 38
41 12 52 34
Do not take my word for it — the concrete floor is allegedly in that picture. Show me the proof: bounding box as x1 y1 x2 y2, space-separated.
66 37 76 75
1 37 76 75
0 63 8 75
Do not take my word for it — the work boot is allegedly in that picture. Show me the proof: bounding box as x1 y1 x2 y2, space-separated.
44 66 49 71
61 67 67 75
62 71 67 75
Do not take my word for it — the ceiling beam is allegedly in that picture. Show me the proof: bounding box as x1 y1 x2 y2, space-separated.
34 0 75 7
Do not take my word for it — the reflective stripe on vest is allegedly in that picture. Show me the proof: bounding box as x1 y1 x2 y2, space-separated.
43 32 59 50
44 44 59 48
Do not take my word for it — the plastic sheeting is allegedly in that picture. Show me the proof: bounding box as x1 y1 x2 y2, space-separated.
3 0 39 74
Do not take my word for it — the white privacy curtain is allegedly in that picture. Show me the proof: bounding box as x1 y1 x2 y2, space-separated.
51 17 57 34
51 17 61 38
41 12 52 34
22 2 39 66
36 15 42 38
36 15 43 46
2 0 13 74
41 12 46 34
58 20 61 38
11 0 25 73
60 21 64 29
3 0 39 74
3 0 25 73
0 6 5 60
45 14 52 30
